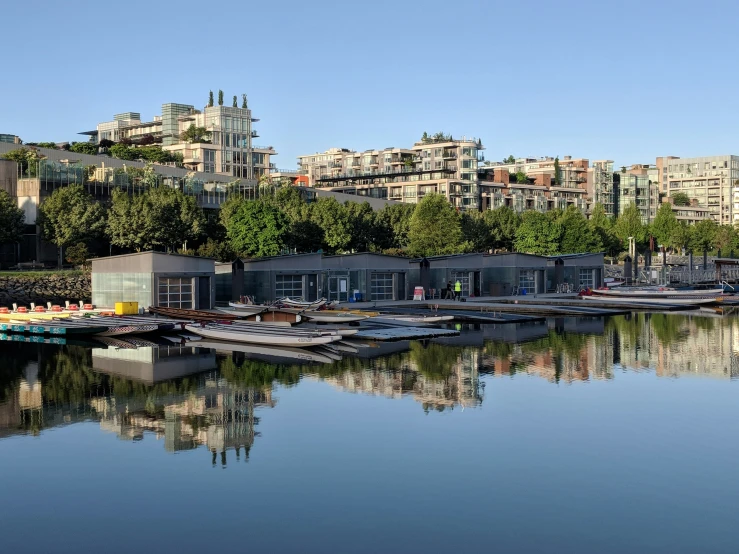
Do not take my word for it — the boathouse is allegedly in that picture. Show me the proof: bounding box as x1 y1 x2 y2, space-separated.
91 252 216 310
217 252 412 303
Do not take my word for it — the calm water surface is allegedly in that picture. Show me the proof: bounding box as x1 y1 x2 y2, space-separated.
1 313 739 553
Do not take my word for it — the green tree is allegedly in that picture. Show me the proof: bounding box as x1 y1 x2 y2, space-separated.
461 211 491 252
29 142 59 149
651 202 678 248
309 197 353 253
232 95 238 108
1 147 46 177
180 124 211 143
558 205 602 253
589 203 619 256
554 156 562 186
196 238 236 262
690 219 718 253
345 201 379 252
484 206 520 252
714 225 736 254
0 190 25 245
208 90 214 107
514 211 562 255
503 155 516 164
515 171 528 184
38 184 106 266
218 89 224 106
226 199 288 257
668 222 691 253
407 193 462 257
107 190 151 251
613 203 647 249
375 203 415 250
65 243 89 266
108 187 203 252
69 142 98 155
671 192 690 206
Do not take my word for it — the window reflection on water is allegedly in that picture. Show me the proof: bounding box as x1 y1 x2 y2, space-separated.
1 313 738 465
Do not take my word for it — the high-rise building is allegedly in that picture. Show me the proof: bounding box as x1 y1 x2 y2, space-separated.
81 99 277 180
615 164 660 223
587 160 615 216
660 155 739 224
297 136 483 210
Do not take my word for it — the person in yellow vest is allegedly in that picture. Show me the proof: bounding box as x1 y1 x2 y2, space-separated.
454 280 462 301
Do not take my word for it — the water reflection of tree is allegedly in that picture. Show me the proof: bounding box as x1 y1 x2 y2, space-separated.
409 342 466 378
218 356 301 388
38 346 103 405
0 344 36 402
648 314 690 346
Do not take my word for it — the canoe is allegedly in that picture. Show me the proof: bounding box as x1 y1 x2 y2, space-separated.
591 287 725 299
368 315 455 326
191 339 334 364
184 323 343 347
304 311 369 323
226 303 268 314
149 306 237 321
276 298 328 310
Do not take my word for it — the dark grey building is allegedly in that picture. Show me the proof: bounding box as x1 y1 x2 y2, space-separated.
218 252 412 304
216 251 605 303
91 251 215 309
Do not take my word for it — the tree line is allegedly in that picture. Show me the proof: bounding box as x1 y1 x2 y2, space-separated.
2 182 737 267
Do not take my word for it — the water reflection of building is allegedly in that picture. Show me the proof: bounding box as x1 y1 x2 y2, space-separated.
617 314 739 379
0 346 275 466
92 372 275 464
324 347 484 411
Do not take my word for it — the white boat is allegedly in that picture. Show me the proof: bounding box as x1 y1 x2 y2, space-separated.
223 304 268 315
369 314 455 326
184 323 343 347
304 311 369 323
581 296 718 306
591 287 725 299
276 297 328 310
190 339 335 364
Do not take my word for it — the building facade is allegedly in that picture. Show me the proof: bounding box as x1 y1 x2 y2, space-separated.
587 160 615 216
81 100 276 181
616 164 660 223
297 137 483 211
661 155 739 224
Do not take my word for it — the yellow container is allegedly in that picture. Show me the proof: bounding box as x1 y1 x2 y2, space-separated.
115 302 139 315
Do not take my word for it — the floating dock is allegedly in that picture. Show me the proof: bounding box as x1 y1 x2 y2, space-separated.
0 321 109 336
354 327 460 342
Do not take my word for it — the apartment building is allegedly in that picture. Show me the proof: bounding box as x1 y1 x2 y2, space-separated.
81 101 276 181
297 137 483 210
477 156 590 214
615 164 660 224
587 160 616 216
660 155 739 224
0 134 22 144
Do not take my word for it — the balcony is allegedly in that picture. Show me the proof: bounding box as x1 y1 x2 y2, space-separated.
442 151 457 159
250 130 259 138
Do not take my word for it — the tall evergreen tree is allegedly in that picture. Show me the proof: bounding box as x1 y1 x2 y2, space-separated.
218 90 224 106
232 95 238 108
208 90 214 107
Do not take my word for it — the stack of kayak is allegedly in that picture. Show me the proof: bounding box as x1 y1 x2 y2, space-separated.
184 320 353 347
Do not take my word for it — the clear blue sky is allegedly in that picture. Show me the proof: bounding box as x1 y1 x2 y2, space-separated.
3 0 738 170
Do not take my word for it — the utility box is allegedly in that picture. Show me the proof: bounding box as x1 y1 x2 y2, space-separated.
115 302 139 315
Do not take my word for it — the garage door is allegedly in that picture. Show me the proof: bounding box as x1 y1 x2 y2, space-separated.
371 273 394 301
276 274 304 300
158 277 193 309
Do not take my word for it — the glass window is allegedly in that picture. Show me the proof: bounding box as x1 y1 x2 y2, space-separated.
158 277 193 309
519 270 536 292
275 274 303 299
371 273 394 301
579 269 594 289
